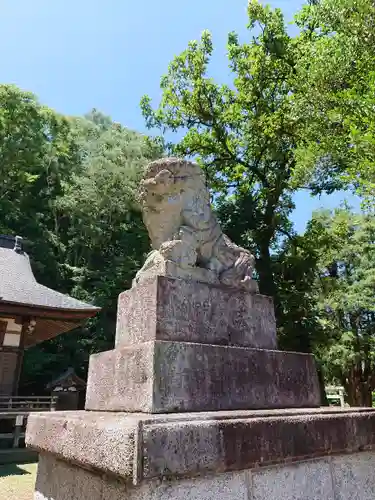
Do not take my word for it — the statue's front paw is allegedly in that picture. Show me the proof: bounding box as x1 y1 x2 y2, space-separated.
159 240 196 268
159 240 180 260
240 276 259 293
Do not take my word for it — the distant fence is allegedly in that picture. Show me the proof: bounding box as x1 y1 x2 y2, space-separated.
325 386 345 407
0 395 57 413
0 396 57 463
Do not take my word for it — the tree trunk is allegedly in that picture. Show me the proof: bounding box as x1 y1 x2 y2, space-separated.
344 367 373 407
346 383 372 407
257 242 277 299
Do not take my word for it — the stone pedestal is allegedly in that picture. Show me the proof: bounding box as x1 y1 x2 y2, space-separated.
85 341 320 412
26 277 375 499
115 276 276 349
85 277 320 413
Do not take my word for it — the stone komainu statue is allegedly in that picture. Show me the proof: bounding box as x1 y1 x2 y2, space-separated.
134 157 259 292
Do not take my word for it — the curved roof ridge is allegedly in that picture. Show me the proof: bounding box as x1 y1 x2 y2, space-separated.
0 246 99 312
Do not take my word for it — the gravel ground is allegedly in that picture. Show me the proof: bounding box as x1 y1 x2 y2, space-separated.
0 462 37 500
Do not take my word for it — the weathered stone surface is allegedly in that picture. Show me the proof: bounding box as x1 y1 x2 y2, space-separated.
116 276 276 350
86 343 155 412
32 445 375 499
85 341 320 413
141 408 375 479
34 454 103 500
252 458 334 500
26 408 375 484
331 452 375 500
34 453 250 500
133 257 221 286
134 158 258 292
27 411 138 479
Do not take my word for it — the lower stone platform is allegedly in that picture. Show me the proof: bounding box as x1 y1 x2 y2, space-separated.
33 449 375 500
26 407 375 484
85 341 320 412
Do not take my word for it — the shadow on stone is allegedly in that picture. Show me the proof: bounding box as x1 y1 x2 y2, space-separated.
0 463 31 477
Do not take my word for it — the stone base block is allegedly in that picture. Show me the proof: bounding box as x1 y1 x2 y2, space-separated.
26 408 375 499
134 256 221 286
116 276 276 350
34 452 375 500
32 450 375 500
85 341 320 413
33 453 252 500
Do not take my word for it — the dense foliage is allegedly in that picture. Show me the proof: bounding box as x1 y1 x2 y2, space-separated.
293 0 375 204
304 209 375 406
0 87 160 390
0 0 373 405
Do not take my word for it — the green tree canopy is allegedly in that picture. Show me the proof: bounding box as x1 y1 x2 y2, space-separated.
0 84 81 288
140 1 306 298
292 0 375 204
0 87 159 389
304 208 375 406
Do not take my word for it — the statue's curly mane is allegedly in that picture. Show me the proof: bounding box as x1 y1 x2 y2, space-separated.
140 157 210 223
135 157 258 292
143 157 206 184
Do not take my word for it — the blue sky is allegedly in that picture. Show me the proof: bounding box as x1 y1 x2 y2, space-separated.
0 0 359 232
